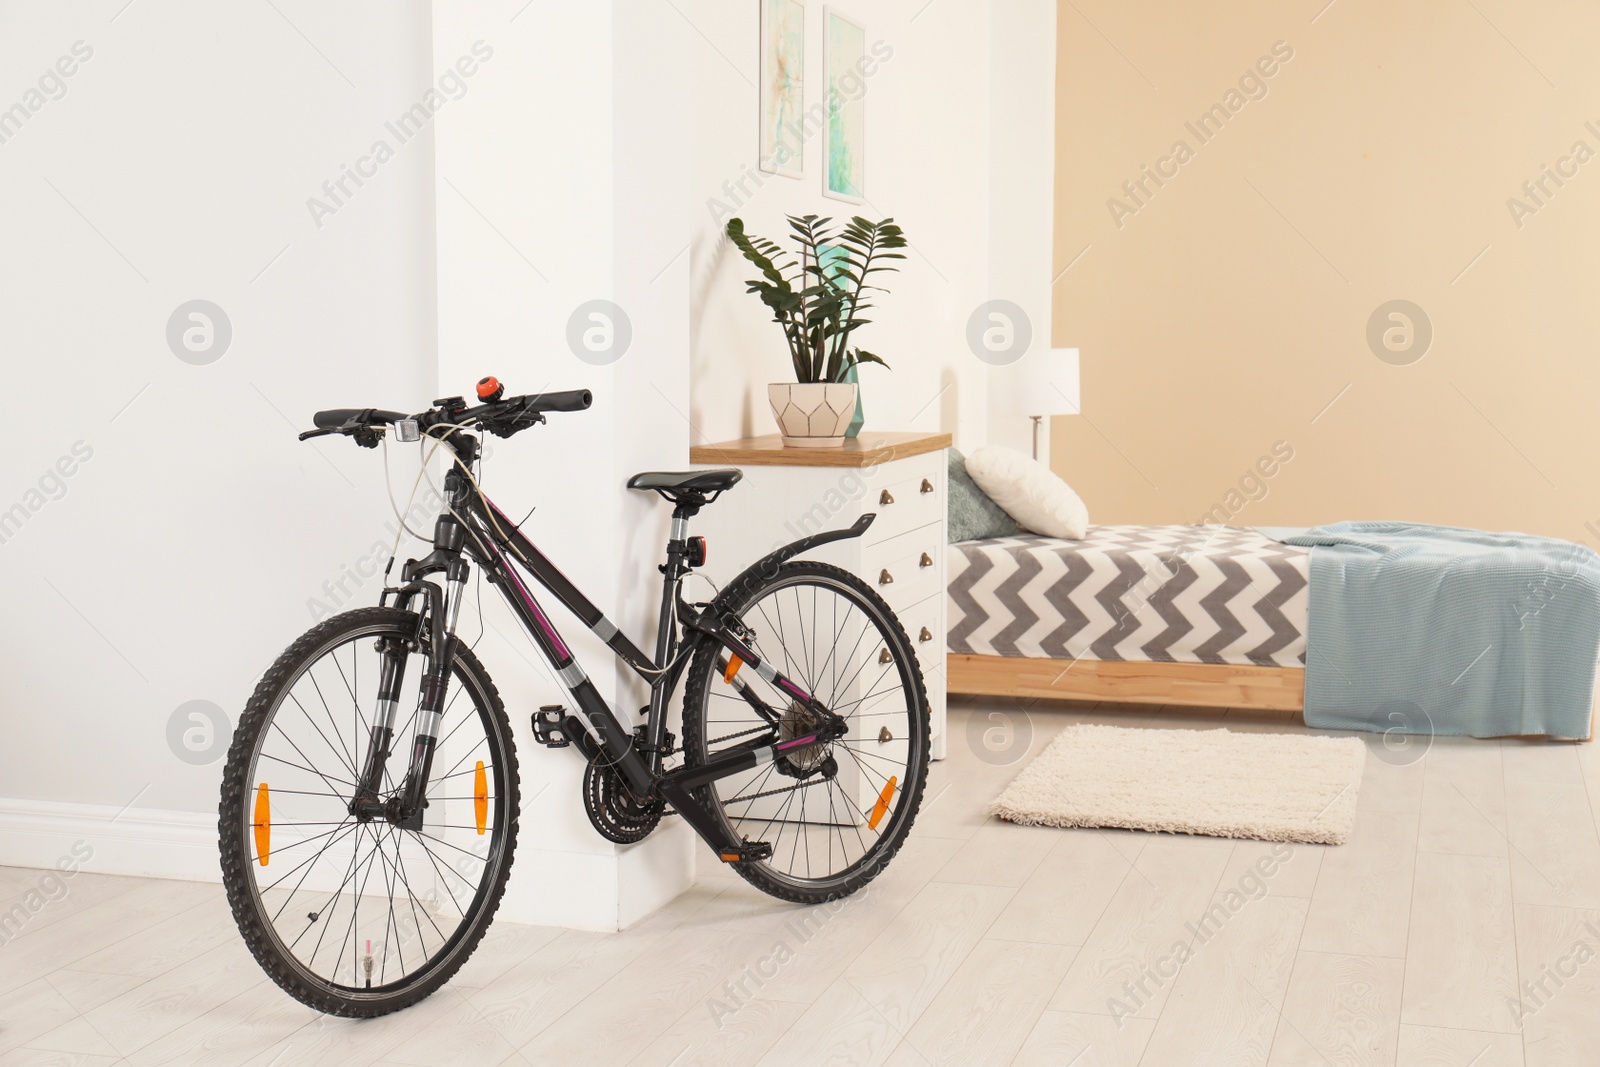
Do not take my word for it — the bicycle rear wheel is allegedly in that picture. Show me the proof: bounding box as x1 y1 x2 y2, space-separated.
681 560 930 903
218 607 518 1017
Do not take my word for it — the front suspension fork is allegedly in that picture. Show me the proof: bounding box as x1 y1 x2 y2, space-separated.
352 563 468 825
351 634 409 815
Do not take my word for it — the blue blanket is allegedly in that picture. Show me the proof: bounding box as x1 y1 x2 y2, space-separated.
1280 522 1600 739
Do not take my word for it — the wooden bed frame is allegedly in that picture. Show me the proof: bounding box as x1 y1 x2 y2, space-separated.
947 654 1304 710
946 653 1596 739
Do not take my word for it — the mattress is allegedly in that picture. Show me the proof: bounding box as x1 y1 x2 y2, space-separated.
947 525 1310 668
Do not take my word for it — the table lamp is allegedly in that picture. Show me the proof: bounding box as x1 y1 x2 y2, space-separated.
998 347 1080 459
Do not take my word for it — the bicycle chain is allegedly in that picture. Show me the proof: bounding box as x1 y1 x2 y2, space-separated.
725 776 831 805
708 724 773 746
707 725 835 804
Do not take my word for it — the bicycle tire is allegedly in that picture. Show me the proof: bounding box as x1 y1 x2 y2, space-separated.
681 560 930 904
218 607 519 1017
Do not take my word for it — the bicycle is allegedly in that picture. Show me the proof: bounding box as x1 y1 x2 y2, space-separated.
218 378 930 1015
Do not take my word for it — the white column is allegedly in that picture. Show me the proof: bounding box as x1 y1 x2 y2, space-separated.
986 0 1059 458
431 0 693 931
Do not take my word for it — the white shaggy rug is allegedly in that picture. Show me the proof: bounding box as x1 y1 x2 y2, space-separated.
989 724 1366 845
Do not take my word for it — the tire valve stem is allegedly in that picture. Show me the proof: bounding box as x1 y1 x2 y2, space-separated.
363 939 374 989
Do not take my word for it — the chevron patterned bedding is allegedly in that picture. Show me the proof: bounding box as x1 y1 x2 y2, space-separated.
947 525 1310 667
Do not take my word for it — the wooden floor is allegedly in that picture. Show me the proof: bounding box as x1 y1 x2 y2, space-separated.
3 697 1599 1066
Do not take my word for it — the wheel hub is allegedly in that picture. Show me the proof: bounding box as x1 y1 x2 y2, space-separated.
778 701 829 774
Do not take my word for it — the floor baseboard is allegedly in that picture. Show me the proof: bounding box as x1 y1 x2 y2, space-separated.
0 797 220 883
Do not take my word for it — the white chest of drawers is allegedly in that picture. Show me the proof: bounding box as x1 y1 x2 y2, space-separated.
690 432 950 760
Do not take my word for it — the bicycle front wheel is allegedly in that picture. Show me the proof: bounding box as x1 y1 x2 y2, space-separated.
218 607 519 1017
681 560 930 903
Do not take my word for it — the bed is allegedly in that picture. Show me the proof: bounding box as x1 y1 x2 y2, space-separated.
945 524 1599 738
946 525 1313 709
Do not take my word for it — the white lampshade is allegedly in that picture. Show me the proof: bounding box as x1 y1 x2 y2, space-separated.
996 347 1080 417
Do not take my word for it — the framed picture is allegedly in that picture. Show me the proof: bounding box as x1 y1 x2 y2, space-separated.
759 0 805 178
822 6 866 203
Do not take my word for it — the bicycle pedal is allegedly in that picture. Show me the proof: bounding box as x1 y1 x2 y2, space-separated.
718 840 773 864
532 705 571 748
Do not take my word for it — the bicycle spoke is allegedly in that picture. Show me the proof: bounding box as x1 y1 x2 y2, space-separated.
428 764 493 785
266 726 357 796
812 590 853 705
409 832 474 916
388 836 438 970
264 821 360 914
430 736 490 791
333 824 388 985
302 671 360 780
332 647 371 755
293 825 366 954
371 827 405 983
392 833 445 964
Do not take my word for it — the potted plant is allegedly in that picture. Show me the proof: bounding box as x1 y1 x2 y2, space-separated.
726 213 906 446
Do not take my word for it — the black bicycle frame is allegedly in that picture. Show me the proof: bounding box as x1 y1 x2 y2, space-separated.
368 445 873 857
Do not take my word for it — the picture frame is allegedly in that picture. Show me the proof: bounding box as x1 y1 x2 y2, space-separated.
822 6 866 203
759 0 806 178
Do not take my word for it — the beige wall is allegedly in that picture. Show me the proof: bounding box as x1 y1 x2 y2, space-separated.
1050 0 1600 542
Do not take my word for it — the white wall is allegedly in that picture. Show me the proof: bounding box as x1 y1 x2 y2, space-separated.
430 0 695 929
688 0 1057 460
0 1 438 864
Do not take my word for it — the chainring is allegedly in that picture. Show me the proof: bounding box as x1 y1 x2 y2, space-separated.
582 756 663 844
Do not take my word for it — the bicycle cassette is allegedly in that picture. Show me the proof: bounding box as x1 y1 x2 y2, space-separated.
582 756 663 844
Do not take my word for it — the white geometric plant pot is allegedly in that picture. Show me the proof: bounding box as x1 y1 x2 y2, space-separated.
767 382 859 447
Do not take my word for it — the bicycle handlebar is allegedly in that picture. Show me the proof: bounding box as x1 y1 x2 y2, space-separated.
301 388 592 445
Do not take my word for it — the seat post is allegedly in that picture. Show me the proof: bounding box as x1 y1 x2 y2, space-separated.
643 498 702 769
666 495 703 550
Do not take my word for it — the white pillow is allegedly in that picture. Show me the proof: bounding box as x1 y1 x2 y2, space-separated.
964 445 1089 539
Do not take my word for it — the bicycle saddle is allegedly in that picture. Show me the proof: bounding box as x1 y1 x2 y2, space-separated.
626 469 743 499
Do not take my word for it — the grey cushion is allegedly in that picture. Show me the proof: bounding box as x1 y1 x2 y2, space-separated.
947 448 1022 543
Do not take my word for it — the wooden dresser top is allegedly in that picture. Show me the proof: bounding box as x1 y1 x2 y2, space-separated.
689 431 951 469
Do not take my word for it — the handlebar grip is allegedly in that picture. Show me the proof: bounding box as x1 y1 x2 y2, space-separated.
527 389 592 413
313 409 364 429
312 408 408 429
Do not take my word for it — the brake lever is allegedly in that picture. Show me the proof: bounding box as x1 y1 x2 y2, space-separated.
297 423 382 447
482 408 545 439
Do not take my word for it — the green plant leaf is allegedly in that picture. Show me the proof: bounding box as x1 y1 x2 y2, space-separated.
728 213 905 384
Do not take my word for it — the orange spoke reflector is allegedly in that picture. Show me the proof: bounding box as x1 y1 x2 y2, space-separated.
868 775 898 831
723 655 743 684
253 783 270 866
474 760 488 835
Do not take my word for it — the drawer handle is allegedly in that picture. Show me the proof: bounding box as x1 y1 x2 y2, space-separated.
878 725 894 743
919 552 934 568
880 489 894 506
879 569 894 585
920 478 934 494
919 626 933 642
878 648 893 665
